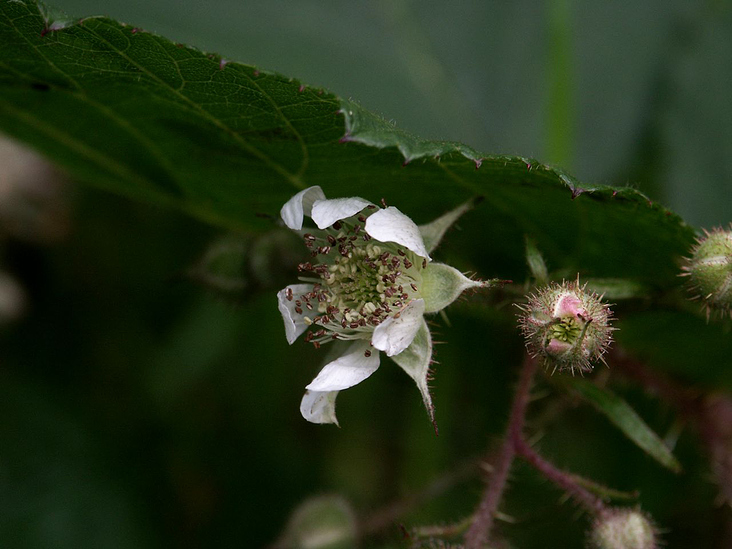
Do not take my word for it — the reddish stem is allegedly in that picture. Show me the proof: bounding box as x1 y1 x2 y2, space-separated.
464 355 539 549
513 436 607 516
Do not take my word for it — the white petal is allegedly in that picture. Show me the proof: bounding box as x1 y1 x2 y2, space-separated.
390 319 435 423
277 283 314 344
364 207 431 260
300 390 340 425
306 340 380 391
311 197 372 229
280 186 326 230
372 299 425 357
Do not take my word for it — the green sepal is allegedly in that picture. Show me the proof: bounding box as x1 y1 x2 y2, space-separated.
420 263 482 314
418 199 475 254
525 236 549 285
391 319 434 424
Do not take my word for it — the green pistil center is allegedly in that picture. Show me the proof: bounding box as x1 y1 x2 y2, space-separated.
550 316 582 343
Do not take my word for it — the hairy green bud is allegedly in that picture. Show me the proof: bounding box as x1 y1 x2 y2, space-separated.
588 509 658 549
681 225 732 320
518 278 614 374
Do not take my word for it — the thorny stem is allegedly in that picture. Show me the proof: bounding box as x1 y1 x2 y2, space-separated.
514 437 607 516
464 354 539 549
465 354 615 548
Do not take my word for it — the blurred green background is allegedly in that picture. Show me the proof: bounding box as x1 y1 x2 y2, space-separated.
1 1 731 547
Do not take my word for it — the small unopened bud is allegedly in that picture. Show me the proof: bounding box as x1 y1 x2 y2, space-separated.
588 509 658 549
275 495 356 549
517 279 614 374
681 225 732 319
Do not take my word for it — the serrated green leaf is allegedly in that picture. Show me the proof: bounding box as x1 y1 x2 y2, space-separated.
0 0 695 289
566 377 682 473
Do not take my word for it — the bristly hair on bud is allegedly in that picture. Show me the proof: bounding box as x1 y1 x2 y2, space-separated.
517 277 615 375
680 224 732 321
587 508 659 549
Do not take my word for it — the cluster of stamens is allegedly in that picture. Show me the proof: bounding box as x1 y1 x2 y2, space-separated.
284 207 425 351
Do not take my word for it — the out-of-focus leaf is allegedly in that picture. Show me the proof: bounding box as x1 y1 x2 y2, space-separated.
616 310 732 388
582 278 651 300
185 230 303 300
565 377 682 473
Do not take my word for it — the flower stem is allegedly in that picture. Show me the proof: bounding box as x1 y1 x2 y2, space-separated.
464 354 539 549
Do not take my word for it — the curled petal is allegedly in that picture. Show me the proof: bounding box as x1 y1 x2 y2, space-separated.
300 390 340 425
364 207 431 260
306 340 380 392
372 299 425 357
277 283 314 344
553 293 585 318
311 197 372 229
280 186 326 230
